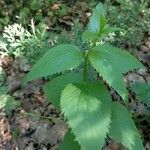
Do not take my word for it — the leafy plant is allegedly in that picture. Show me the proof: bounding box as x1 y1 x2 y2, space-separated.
0 0 69 32
0 67 21 115
0 85 21 115
11 128 21 140
0 67 5 86
0 20 49 62
106 0 150 47
131 82 150 107
23 3 145 150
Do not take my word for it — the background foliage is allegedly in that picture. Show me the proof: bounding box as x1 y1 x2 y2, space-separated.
0 0 149 63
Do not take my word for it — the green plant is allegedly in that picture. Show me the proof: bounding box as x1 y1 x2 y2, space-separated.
131 82 150 107
0 0 69 32
11 128 21 140
0 67 5 86
106 0 150 47
0 67 21 115
0 20 49 62
23 3 145 150
0 0 52 30
0 85 21 115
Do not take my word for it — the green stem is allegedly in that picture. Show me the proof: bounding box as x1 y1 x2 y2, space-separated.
83 37 98 82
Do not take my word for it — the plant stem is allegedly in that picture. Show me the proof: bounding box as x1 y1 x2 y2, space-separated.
83 40 97 82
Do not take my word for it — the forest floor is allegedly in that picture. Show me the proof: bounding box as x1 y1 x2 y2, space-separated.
0 33 149 150
0 1 150 150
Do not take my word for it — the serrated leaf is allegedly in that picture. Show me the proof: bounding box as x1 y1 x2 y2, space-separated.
23 44 83 84
88 44 144 101
109 102 144 150
59 129 80 150
60 83 112 150
98 44 144 73
131 82 150 107
88 3 106 34
88 45 128 101
43 72 82 109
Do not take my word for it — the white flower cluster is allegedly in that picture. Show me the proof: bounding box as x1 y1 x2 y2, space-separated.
2 23 31 48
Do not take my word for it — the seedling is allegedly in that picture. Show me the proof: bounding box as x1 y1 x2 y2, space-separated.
23 3 145 150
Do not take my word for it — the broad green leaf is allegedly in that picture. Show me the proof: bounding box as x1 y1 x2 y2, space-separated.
96 44 144 73
59 129 80 150
88 46 128 100
109 102 144 150
60 83 112 150
88 3 106 34
23 44 83 84
82 30 97 42
88 44 144 101
43 72 82 109
131 82 150 107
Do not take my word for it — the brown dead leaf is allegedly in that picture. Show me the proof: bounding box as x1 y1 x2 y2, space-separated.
45 122 67 146
107 141 123 150
51 3 61 10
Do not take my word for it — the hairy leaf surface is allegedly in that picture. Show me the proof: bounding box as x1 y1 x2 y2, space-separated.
43 72 82 109
59 129 80 150
109 102 144 150
60 83 111 150
97 44 144 73
23 44 83 84
88 44 144 101
131 82 150 107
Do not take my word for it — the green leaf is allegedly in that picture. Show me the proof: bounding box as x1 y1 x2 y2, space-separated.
99 44 144 73
30 0 42 10
0 67 5 86
23 44 83 84
82 30 97 42
60 83 111 150
43 72 82 109
131 82 150 107
101 26 124 35
88 3 106 34
109 102 144 150
59 129 80 150
82 3 107 42
88 44 144 101
0 86 21 114
5 97 21 114
100 15 106 32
